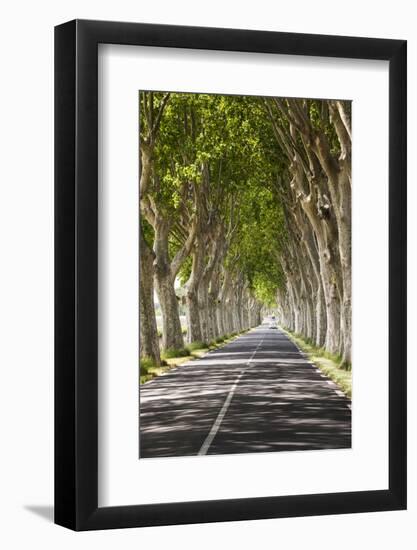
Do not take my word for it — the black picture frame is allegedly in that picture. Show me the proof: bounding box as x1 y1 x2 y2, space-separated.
55 19 407 531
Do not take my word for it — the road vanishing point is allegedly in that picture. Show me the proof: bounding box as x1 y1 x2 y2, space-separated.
139 326 351 458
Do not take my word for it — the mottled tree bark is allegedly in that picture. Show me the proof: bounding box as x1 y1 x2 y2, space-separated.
139 226 161 365
153 220 185 351
154 273 184 351
185 239 205 344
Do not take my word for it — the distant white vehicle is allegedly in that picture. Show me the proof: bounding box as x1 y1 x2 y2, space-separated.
262 315 278 329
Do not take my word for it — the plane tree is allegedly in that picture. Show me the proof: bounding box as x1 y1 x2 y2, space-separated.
139 91 352 368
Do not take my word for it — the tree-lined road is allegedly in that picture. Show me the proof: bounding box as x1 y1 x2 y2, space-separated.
139 327 351 458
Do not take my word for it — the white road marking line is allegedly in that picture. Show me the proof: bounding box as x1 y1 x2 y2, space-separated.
247 336 264 365
198 333 265 456
334 389 345 397
197 370 245 456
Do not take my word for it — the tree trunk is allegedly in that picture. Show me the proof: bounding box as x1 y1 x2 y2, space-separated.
139 227 161 365
311 105 351 363
208 262 222 338
155 271 184 350
315 283 326 347
185 241 205 344
153 221 184 351
186 288 202 344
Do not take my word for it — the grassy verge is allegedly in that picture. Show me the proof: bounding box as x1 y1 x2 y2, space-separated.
140 330 249 384
283 329 352 398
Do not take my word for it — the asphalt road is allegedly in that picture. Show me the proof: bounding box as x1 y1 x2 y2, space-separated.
139 326 351 458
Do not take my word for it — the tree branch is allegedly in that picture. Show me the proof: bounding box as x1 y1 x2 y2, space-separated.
170 215 198 280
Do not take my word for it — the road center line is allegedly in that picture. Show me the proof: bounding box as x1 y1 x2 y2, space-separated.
198 332 265 456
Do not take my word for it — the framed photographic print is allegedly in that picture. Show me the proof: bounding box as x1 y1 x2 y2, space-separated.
55 19 407 530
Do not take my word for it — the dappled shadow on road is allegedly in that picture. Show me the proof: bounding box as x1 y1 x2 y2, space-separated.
209 361 351 455
140 361 248 457
139 328 351 458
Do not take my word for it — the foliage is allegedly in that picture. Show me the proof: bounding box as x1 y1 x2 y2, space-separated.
161 348 190 359
139 90 352 365
186 341 209 351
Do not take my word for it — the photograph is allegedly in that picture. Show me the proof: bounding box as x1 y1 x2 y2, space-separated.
139 91 352 458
